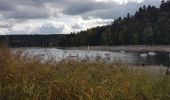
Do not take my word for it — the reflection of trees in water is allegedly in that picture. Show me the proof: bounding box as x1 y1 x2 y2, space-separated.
134 52 169 66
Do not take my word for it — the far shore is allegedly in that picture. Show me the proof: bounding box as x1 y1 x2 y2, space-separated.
12 45 170 52
63 45 170 52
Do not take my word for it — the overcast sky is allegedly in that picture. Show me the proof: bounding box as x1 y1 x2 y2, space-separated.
0 0 162 35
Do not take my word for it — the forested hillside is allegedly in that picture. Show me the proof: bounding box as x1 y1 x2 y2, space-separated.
61 0 170 46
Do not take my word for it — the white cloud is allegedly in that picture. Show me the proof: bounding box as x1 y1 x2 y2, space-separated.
3 15 113 34
95 0 144 4
0 15 15 28
70 16 113 32
0 0 162 35
0 19 15 28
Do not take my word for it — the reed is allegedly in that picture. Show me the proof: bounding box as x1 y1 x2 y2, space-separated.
0 46 169 100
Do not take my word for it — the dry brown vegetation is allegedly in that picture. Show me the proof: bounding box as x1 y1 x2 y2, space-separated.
0 45 169 100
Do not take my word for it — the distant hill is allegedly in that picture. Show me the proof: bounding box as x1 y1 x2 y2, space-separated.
0 34 65 47
61 0 170 46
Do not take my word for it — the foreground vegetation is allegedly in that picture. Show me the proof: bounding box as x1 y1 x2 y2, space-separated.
0 46 170 100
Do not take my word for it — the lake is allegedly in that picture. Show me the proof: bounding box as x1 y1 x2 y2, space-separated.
13 48 170 66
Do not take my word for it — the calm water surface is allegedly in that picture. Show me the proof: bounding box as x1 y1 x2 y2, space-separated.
13 48 170 66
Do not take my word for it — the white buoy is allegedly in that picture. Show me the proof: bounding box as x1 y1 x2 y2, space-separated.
148 52 156 56
88 45 90 51
140 53 147 57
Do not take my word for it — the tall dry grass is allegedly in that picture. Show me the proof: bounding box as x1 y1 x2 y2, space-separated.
0 45 169 100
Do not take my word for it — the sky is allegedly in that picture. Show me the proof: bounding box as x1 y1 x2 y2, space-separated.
0 0 162 35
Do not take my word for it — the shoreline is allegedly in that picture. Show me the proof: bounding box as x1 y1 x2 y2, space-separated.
11 45 170 52
63 45 170 52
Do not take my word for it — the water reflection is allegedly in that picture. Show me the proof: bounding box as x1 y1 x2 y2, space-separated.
13 48 170 66
134 52 169 66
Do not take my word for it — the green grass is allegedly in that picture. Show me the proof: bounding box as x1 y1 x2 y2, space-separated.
0 46 170 100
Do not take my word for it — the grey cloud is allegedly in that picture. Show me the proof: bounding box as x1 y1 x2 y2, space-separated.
0 0 162 20
7 23 65 34
7 29 28 35
0 1 15 11
33 23 64 34
0 23 14 28
81 3 142 19
72 23 82 29
0 0 52 19
39 23 64 34
60 0 161 19
80 0 162 19
0 17 15 28
63 1 115 15
3 6 50 19
0 0 163 35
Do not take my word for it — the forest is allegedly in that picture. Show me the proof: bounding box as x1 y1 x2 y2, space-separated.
0 0 170 47
0 34 64 47
61 0 170 46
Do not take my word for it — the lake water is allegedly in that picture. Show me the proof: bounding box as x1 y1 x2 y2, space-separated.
13 48 170 66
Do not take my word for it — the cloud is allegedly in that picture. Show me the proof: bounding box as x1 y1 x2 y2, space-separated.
0 0 162 20
4 16 113 34
0 0 15 11
0 15 15 28
4 6 50 19
0 0 162 35
72 23 82 29
0 21 14 28
70 16 113 32
62 0 161 19
7 23 66 34
62 1 115 15
33 23 65 34
0 0 52 20
81 2 143 19
78 0 161 19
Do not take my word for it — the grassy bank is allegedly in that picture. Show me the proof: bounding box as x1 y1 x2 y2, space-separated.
0 46 170 100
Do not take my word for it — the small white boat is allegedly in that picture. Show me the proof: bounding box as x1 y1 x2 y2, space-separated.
120 51 125 53
148 52 156 56
140 53 147 57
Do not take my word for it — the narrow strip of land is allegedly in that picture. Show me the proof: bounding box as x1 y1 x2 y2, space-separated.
64 45 170 52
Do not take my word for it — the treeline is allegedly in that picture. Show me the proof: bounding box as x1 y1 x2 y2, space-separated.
61 0 170 46
0 34 64 47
